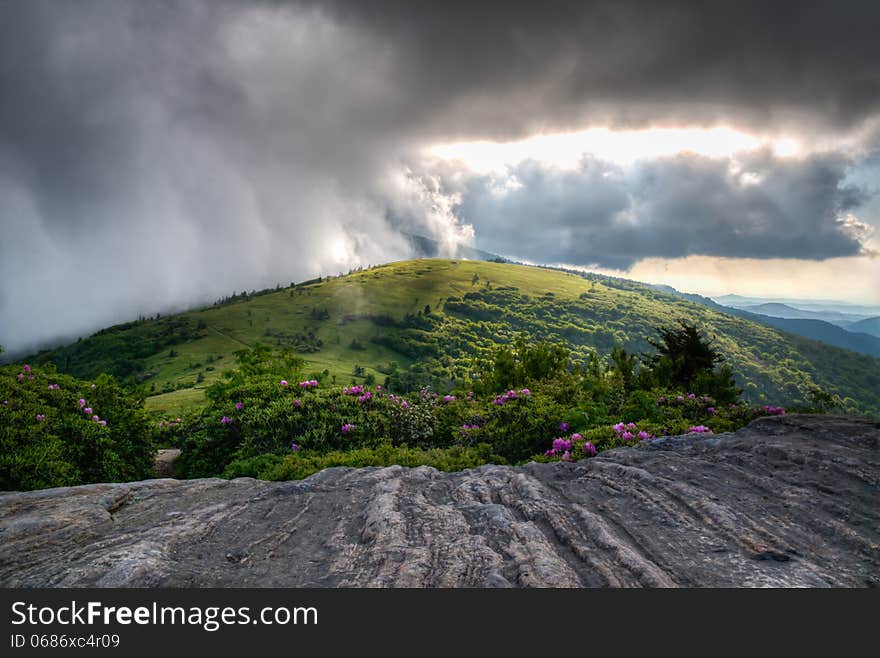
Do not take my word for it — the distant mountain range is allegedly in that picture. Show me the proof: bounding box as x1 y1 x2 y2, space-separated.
845 317 880 337
714 295 880 333
734 302 872 326
714 294 880 318
651 288 880 356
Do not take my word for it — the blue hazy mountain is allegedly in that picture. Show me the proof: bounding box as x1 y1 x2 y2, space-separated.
653 287 880 358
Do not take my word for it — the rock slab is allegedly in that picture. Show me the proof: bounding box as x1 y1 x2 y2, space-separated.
0 414 877 587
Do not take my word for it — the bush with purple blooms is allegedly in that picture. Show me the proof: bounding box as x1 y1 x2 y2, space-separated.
0 364 155 491
173 336 793 478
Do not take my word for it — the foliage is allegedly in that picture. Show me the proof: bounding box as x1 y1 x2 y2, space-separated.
173 335 791 478
640 320 742 403
0 364 155 491
222 442 505 481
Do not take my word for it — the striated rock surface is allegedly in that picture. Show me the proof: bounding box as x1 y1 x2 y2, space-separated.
0 414 877 588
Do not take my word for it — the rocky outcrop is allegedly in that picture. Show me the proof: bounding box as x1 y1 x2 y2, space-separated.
0 414 877 587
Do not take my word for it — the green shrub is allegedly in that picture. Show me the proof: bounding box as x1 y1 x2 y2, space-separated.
224 442 505 481
0 364 155 491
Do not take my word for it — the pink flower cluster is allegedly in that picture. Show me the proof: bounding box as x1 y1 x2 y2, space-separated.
545 431 597 462
442 395 456 403
290 442 300 452
299 379 319 389
388 394 409 409
158 418 182 428
16 365 35 382
545 437 573 461
47 384 61 391
613 421 654 441
492 389 531 405
687 425 713 434
344 385 366 395
76 397 107 427
220 416 233 425
762 405 785 416
358 391 373 404
341 423 356 434
35 414 45 422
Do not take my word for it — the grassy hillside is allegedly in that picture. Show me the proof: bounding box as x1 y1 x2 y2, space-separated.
30 259 880 415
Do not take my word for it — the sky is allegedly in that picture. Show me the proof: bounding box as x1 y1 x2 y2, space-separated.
1 0 879 354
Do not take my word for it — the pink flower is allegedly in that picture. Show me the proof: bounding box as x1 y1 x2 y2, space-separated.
707 407 716 414
552 438 573 452
292 399 301 408
35 413 45 421
571 433 582 441
78 399 86 407
99 420 107 427
235 402 244 411
400 400 408 409
621 431 634 441
83 407 93 415
612 422 625 433
583 442 597 456
290 442 300 452
16 373 24 381
23 365 31 373
92 415 100 422
442 395 456 403
687 425 713 434
676 395 684 402
341 423 356 434
638 430 652 441
687 393 696 400
561 450 572 462
220 416 232 425
280 380 289 387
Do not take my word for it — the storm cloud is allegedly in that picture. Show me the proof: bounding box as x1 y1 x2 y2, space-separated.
445 151 873 269
1 0 878 354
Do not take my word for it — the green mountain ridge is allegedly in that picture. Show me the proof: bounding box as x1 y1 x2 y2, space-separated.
27 259 880 415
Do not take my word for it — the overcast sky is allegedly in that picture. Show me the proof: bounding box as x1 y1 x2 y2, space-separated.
1 0 878 354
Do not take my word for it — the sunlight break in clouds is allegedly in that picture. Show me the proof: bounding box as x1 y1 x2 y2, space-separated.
426 127 802 172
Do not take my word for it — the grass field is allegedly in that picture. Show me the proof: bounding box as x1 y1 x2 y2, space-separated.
143 259 585 412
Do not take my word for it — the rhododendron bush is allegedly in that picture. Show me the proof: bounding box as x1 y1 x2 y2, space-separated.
0 364 155 490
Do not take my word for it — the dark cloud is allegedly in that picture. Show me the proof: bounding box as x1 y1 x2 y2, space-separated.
1 0 878 353
449 151 871 269
311 0 880 136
